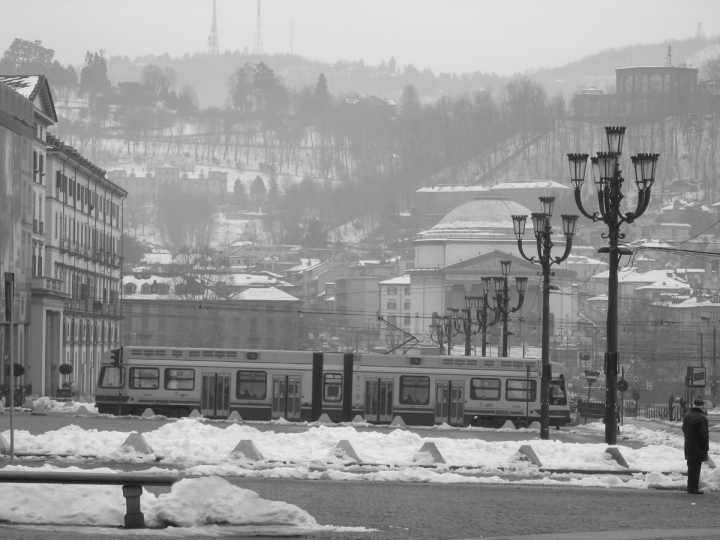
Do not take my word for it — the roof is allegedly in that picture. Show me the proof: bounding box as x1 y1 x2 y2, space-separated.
635 278 690 291
417 194 532 239
379 275 411 285
235 287 301 302
416 185 489 193
286 259 322 272
490 180 570 190
0 75 57 123
591 267 680 284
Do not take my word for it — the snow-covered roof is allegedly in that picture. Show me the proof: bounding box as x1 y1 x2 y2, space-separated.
647 222 691 228
591 267 681 284
235 286 301 302
490 180 570 190
416 185 489 193
635 278 690 291
379 275 411 285
286 259 322 272
0 75 39 99
225 273 287 286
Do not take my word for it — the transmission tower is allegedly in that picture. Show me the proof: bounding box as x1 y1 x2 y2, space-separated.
253 0 263 55
208 0 219 55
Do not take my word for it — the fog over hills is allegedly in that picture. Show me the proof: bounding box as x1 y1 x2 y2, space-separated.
104 34 720 107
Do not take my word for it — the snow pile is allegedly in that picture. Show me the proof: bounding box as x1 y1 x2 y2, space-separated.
153 476 315 527
0 467 331 531
28 397 99 414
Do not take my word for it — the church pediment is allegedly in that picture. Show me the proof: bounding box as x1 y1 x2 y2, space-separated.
442 250 537 273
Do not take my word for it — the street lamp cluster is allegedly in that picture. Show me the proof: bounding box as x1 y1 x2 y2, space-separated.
431 263 527 357
512 197 578 440
567 126 659 445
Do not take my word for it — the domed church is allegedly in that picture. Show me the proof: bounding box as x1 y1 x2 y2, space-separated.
407 194 577 350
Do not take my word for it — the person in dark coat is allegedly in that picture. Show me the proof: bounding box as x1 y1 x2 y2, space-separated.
668 394 675 421
682 397 709 495
679 396 688 416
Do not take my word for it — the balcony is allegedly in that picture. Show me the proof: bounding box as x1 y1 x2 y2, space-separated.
64 298 120 316
31 276 69 297
60 238 68 252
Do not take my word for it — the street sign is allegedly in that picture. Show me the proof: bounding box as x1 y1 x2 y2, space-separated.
646 382 653 391
585 370 600 384
632 376 639 382
688 366 707 388
618 379 629 392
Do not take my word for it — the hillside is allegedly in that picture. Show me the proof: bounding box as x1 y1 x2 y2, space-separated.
104 35 720 108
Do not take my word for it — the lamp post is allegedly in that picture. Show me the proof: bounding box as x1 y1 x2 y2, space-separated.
512 197 578 440
492 261 528 357
429 312 461 355
567 126 659 445
464 277 500 357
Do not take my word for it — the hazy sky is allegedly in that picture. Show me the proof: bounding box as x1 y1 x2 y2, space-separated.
1 0 719 75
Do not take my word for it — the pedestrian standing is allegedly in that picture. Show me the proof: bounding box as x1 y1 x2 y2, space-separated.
682 397 709 495
674 397 682 422
680 396 688 417
668 394 675 421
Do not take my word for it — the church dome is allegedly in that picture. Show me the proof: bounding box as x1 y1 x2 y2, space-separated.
419 194 533 239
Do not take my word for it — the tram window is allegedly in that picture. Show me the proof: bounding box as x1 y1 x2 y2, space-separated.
236 370 267 400
506 379 537 402
323 373 343 402
549 380 567 405
400 376 430 405
164 368 194 390
470 378 501 400
129 368 159 390
99 366 123 388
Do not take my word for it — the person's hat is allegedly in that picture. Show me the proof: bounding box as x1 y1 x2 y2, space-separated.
693 397 705 407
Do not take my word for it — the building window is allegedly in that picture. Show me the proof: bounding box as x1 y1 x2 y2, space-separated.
387 301 397 309
323 373 343 402
404 286 410 295
403 316 411 325
388 315 397 325
236 370 266 399
165 368 194 390
506 379 537 402
404 301 410 309
470 378 501 400
400 376 430 405
387 287 397 295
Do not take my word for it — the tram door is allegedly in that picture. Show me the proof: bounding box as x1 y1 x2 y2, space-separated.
201 372 231 417
271 375 302 420
364 378 394 423
434 380 465 425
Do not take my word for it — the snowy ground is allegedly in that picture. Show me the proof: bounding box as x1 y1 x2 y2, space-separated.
1 407 719 532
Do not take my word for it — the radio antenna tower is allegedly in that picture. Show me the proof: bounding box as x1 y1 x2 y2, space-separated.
253 0 263 55
208 0 219 55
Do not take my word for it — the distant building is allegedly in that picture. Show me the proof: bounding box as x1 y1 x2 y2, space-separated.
122 274 302 350
107 164 227 202
414 185 490 227
573 65 717 125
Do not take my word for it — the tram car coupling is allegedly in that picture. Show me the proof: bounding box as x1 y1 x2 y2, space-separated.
95 347 570 428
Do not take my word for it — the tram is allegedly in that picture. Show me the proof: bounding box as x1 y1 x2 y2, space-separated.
94 346 570 427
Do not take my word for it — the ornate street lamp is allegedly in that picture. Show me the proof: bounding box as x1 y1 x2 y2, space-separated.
491 261 527 357
567 126 659 445
512 198 578 440
429 312 462 355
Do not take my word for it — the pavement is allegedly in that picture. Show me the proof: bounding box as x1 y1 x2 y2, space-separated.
0 413 719 539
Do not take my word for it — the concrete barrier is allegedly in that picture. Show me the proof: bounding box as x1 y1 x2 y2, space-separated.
317 413 333 424
528 421 541 430
390 416 406 427
605 446 629 468
334 440 362 462
74 405 94 415
188 409 202 418
122 432 153 454
517 444 543 466
352 414 365 423
416 442 446 464
227 411 243 422
501 420 516 429
0 433 9 453
232 440 263 461
140 408 155 418
31 402 47 416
